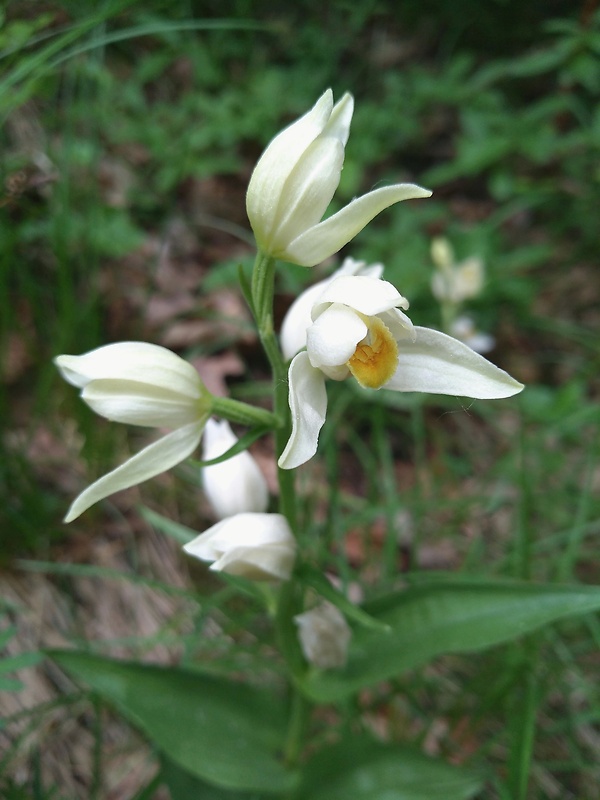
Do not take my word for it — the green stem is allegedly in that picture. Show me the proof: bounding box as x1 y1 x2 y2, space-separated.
211 395 277 429
440 299 457 335
283 687 310 768
251 251 297 531
276 578 311 770
250 249 307 770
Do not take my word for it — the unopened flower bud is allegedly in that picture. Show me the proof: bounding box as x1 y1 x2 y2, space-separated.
202 419 269 519
184 513 296 582
294 602 351 669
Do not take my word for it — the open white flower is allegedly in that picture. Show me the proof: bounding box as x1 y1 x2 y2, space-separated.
202 418 269 519
184 513 297 582
280 256 383 361
55 342 212 522
431 237 484 304
246 89 431 267
278 274 524 469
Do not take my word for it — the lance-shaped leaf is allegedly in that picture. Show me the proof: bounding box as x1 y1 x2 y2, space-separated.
49 651 296 794
296 734 483 800
300 579 600 702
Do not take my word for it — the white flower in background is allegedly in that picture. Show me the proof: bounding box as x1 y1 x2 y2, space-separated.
201 418 269 519
246 89 431 267
55 342 212 522
280 256 383 361
450 315 495 355
294 602 352 669
278 274 524 469
184 513 297 582
430 236 484 304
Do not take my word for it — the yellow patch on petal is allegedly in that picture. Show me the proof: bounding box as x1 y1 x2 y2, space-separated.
347 316 398 389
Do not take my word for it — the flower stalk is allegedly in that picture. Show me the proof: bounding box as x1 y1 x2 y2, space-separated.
211 395 277 429
250 251 297 532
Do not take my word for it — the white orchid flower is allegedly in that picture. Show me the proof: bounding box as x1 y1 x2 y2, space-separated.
430 237 485 304
450 315 496 354
295 602 352 670
278 274 524 469
184 513 297 582
55 342 212 522
201 418 269 519
280 256 384 361
246 89 431 267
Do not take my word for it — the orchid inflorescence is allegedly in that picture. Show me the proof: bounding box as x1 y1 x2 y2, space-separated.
55 89 523 665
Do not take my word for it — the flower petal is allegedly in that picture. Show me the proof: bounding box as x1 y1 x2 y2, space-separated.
379 308 415 340
201 419 269 519
312 275 409 320
184 513 296 581
272 137 344 252
82 379 200 427
246 90 334 247
64 420 204 522
55 342 203 399
185 511 293 552
284 183 432 267
385 327 524 398
335 256 384 281
278 352 328 469
280 281 329 361
307 305 367 369
323 92 354 146
279 257 383 361
212 544 296 581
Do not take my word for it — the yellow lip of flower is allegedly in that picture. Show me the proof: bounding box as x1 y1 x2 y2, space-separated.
347 316 398 389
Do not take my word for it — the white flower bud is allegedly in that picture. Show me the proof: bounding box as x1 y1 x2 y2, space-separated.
294 602 351 669
184 513 296 582
202 419 269 519
431 237 485 304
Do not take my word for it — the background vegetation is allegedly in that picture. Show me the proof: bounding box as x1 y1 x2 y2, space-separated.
1 1 599 798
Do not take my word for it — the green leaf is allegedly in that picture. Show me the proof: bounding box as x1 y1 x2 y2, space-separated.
190 425 272 468
139 506 199 545
297 735 483 800
49 651 296 794
161 756 268 800
297 564 390 633
301 580 600 702
238 262 256 317
0 652 43 674
0 676 23 691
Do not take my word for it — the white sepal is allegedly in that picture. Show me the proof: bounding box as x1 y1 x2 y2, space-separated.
55 341 203 398
312 274 409 320
283 183 431 267
385 326 523 398
64 420 205 523
278 352 327 470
